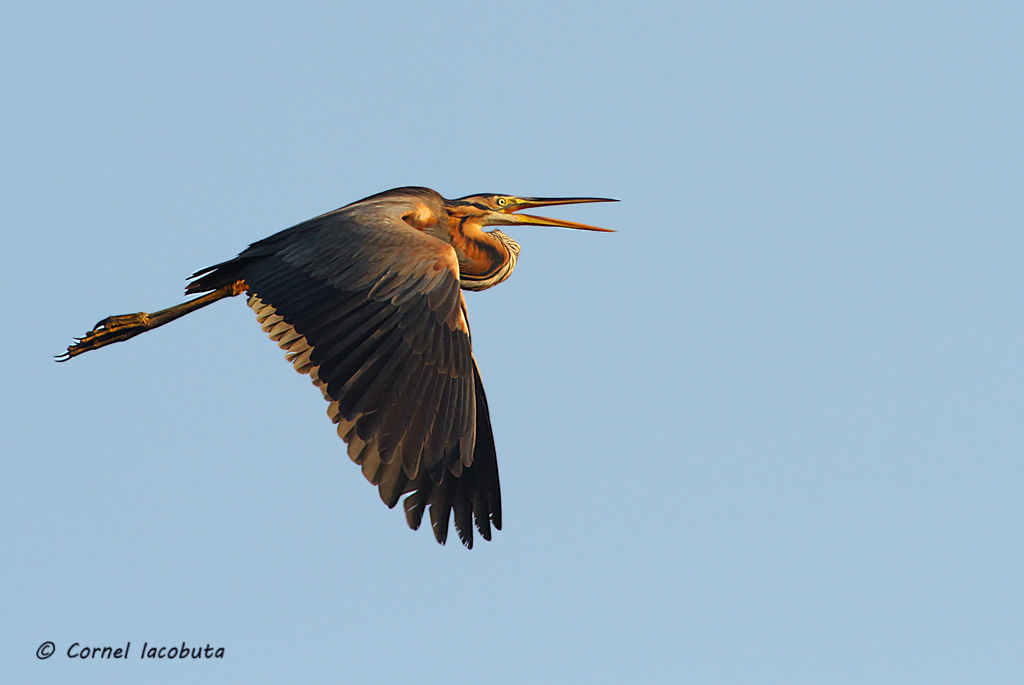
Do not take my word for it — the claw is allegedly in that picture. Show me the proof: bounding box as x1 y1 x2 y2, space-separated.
57 312 154 361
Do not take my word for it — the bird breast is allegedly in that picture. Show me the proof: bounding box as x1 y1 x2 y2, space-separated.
454 230 520 292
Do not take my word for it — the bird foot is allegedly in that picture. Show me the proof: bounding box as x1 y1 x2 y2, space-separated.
56 312 153 361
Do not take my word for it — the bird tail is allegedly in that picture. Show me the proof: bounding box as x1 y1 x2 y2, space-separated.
185 257 252 295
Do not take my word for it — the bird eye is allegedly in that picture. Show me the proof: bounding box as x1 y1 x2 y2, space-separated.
496 198 507 207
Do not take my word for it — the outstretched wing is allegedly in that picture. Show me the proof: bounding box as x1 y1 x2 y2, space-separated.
188 190 501 547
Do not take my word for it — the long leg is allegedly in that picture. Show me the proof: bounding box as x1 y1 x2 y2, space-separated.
57 280 248 361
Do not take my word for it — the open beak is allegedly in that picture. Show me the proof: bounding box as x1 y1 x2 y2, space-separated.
501 196 618 232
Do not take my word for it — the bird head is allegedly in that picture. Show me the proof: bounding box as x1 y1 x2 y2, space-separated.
445 194 617 232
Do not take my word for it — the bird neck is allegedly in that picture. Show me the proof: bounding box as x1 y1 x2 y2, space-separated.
448 216 521 291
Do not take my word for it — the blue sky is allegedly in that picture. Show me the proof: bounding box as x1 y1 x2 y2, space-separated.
2 2 1022 683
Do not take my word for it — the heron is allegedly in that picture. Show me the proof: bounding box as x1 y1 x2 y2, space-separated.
59 187 615 547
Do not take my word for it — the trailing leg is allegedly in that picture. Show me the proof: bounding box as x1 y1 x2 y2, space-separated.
57 281 247 361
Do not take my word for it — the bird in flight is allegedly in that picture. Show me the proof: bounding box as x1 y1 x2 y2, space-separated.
60 187 615 547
